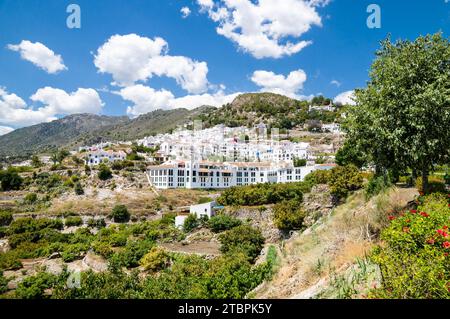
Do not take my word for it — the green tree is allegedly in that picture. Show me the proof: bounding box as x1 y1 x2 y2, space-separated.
183 214 199 233
273 200 306 231
97 163 112 181
31 155 42 168
111 205 130 223
0 169 23 191
218 225 264 262
346 33 450 193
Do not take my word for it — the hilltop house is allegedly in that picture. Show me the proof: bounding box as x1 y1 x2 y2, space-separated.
85 150 126 166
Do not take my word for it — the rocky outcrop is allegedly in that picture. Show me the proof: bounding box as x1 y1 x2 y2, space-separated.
302 184 334 227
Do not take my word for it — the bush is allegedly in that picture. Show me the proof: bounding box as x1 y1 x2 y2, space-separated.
273 200 307 231
60 243 88 262
207 214 242 233
218 225 265 262
0 169 23 191
92 241 113 259
0 252 22 271
140 247 171 272
328 165 363 201
111 205 130 223
304 169 331 185
64 216 83 227
87 218 106 229
217 182 307 206
24 193 38 204
14 272 59 299
0 271 8 294
370 193 450 298
74 182 84 195
415 176 446 195
113 240 154 268
0 211 13 226
365 175 392 199
197 197 212 204
183 214 199 233
98 164 112 181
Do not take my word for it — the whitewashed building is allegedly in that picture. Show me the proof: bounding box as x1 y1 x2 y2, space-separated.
85 150 126 166
148 160 335 190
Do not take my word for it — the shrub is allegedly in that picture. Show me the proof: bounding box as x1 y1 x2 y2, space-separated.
92 241 113 259
60 243 88 262
0 169 23 191
64 216 83 227
328 165 363 201
304 169 331 185
365 175 392 199
14 272 58 299
98 164 112 181
183 214 199 233
87 218 106 229
111 205 130 223
0 271 8 294
207 214 242 233
0 252 22 271
115 240 154 268
0 211 13 226
273 200 306 231
370 193 450 298
74 182 84 195
218 225 265 262
140 247 171 272
197 197 212 204
24 193 38 204
217 182 307 206
415 176 446 195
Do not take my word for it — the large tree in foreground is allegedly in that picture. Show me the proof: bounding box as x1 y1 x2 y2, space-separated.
344 33 450 192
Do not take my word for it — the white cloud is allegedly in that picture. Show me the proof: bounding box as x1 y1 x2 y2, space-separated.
94 34 209 93
116 84 239 117
181 7 192 18
0 126 14 136
197 0 327 59
31 87 104 115
0 87 104 127
7 40 67 74
330 80 341 87
334 90 356 105
251 69 307 98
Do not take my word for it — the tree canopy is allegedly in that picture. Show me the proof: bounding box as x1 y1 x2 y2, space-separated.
343 33 450 192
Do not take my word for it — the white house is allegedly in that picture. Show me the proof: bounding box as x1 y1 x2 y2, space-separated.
85 150 126 166
175 201 221 228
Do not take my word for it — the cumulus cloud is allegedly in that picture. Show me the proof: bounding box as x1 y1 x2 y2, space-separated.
0 87 104 127
334 90 356 105
251 69 307 98
115 84 239 117
197 0 327 59
181 7 191 18
0 126 14 136
94 34 209 93
7 40 67 74
31 87 104 115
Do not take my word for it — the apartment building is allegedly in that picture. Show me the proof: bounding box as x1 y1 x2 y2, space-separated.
148 160 335 189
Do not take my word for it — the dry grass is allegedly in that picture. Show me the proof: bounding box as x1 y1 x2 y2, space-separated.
253 186 418 299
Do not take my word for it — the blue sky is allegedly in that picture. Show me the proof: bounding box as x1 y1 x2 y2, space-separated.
0 0 448 132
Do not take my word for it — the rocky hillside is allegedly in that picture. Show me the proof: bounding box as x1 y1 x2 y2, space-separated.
198 93 340 129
